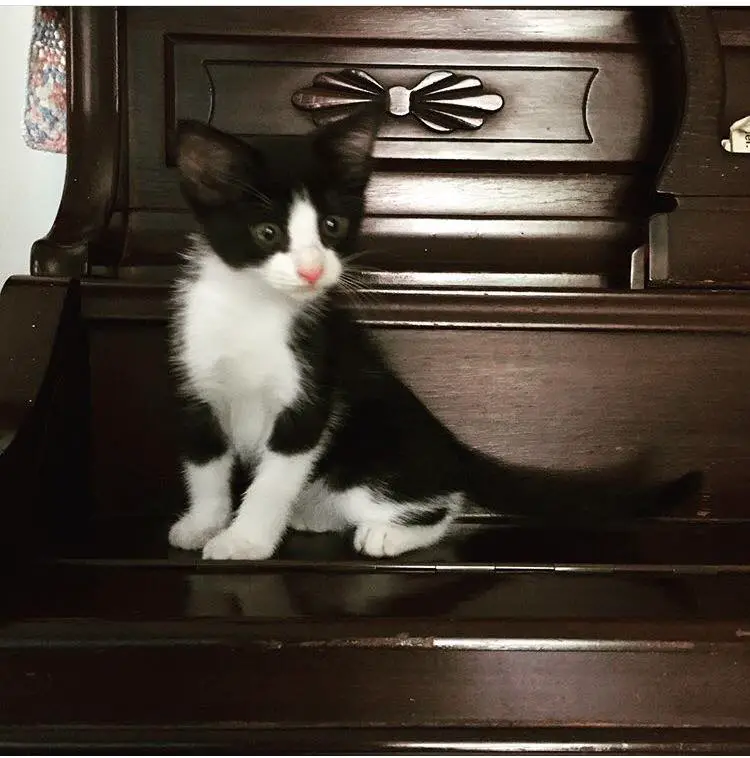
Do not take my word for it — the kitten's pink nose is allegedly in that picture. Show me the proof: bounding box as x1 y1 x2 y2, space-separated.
297 265 324 285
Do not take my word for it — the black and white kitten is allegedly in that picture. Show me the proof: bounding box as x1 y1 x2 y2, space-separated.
168 112 699 561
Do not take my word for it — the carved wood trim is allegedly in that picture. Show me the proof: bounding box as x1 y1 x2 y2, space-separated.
31 8 122 278
292 68 503 132
649 8 750 287
657 8 748 197
79 281 750 334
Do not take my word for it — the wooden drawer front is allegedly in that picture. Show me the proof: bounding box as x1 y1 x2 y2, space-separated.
168 44 647 163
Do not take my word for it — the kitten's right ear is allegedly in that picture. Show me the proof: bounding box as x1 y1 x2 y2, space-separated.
173 120 260 207
312 106 383 190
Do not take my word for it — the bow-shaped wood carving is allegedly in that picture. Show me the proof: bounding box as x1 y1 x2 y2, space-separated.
292 69 503 133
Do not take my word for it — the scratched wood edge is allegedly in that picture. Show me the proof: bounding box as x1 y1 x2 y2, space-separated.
2 725 750 755
2 615 750 645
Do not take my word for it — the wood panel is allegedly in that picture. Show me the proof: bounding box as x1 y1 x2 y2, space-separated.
201 59 597 147
0 278 90 559
130 171 647 219
81 283 750 524
123 7 677 285
119 212 635 283
650 8 750 287
5 643 750 729
165 42 655 162
128 7 655 44
88 322 183 523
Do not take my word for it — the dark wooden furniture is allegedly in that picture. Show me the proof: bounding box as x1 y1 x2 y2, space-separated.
4 7 750 753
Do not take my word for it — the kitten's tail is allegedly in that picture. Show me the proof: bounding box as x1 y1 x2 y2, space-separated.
460 447 702 526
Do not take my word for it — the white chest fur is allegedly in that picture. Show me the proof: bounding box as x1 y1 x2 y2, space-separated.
174 251 304 457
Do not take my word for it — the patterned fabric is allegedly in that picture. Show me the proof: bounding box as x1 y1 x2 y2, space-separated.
23 7 67 153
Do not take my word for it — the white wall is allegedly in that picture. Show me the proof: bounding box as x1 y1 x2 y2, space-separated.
0 5 66 287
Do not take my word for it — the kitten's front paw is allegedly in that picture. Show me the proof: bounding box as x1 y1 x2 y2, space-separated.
169 515 227 551
202 528 276 561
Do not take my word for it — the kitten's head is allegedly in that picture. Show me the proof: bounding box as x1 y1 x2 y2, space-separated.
174 110 380 303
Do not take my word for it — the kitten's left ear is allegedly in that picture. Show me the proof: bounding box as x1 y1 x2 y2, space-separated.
174 120 262 208
313 106 383 188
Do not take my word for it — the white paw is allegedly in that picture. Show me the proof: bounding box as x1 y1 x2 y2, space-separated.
169 515 227 551
201 528 275 561
353 523 441 558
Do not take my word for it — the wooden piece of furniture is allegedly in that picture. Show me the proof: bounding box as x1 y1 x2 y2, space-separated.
4 7 750 753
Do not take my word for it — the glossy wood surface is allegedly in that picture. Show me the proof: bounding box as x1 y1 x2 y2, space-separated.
31 8 121 278
31 7 750 292
5 641 750 727
1 270 750 747
131 6 679 288
32 7 750 290
9 5 750 752
650 8 750 287
78 281 750 524
0 278 89 560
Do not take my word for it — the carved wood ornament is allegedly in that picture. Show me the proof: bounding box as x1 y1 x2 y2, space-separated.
292 68 503 132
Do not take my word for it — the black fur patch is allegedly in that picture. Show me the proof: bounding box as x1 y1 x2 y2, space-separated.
398 506 450 526
179 396 228 464
303 307 467 504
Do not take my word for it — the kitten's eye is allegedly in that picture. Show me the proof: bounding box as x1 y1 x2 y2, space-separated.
250 222 282 249
320 215 349 240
